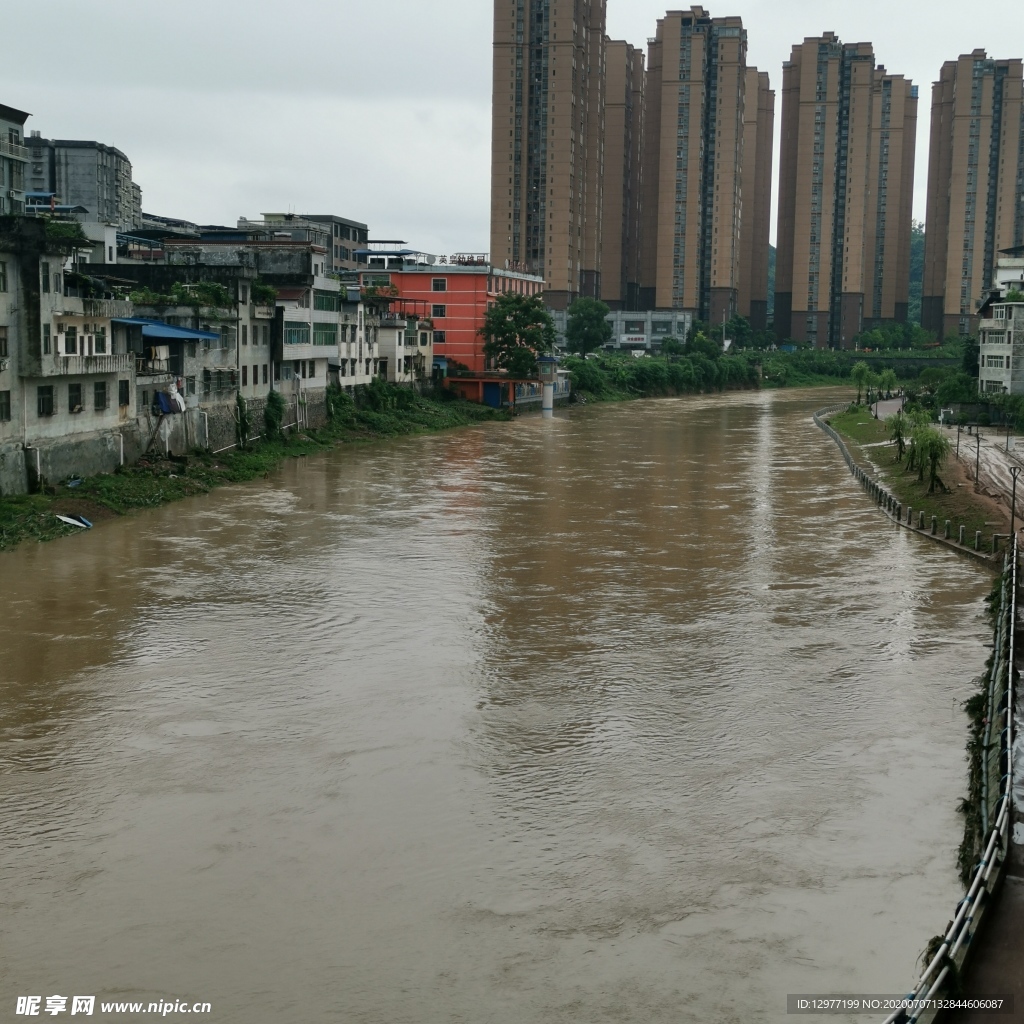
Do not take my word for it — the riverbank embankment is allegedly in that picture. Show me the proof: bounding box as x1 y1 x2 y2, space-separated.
0 384 507 552
824 403 1008 554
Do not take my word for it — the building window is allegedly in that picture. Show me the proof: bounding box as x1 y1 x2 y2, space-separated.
69 383 83 412
94 381 108 410
432 278 448 292
0 261 6 292
432 304 447 318
119 379 130 407
240 284 249 304
313 290 341 311
433 330 446 344
41 264 50 293
0 390 9 421
262 364 268 384
420 332 428 347
43 324 50 354
0 326 7 358
313 322 338 346
284 322 310 345
37 385 54 417
94 327 106 354
242 364 248 386
242 324 248 346
65 326 77 354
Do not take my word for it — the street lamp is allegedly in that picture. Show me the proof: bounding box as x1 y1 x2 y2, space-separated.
1012 466 1021 539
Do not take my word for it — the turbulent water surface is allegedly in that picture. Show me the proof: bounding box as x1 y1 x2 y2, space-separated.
0 389 993 1023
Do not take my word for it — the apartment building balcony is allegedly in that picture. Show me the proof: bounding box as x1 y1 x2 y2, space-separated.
26 352 134 378
83 298 134 319
0 137 29 162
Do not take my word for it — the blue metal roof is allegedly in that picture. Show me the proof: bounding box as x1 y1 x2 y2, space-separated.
112 317 220 341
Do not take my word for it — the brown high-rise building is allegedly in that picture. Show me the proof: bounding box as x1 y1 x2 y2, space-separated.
922 52 1024 339
490 0 607 310
600 40 645 310
639 8 772 325
774 34 917 347
738 68 774 331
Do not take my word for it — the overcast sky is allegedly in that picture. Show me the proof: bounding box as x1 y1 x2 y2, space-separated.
0 1 1014 254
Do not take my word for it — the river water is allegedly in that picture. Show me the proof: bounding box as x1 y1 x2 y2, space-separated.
0 389 993 1023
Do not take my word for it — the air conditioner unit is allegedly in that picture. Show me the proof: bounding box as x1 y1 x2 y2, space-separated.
7 190 16 199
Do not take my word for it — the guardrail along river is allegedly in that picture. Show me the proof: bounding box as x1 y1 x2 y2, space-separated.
0 389 994 1023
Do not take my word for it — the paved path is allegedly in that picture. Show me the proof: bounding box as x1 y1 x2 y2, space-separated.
946 856 1024 1024
941 424 1024 528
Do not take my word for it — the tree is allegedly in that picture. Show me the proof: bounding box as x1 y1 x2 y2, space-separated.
961 336 979 377
565 297 612 356
920 427 952 493
722 314 752 350
887 410 908 461
851 360 870 405
479 293 556 375
879 368 898 398
685 331 721 361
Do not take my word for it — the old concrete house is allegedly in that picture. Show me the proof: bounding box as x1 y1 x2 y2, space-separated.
0 216 138 494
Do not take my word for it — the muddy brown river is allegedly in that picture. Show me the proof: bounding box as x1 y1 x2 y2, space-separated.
0 389 992 1023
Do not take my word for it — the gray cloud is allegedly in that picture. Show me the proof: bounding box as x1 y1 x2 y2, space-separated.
1 0 1018 252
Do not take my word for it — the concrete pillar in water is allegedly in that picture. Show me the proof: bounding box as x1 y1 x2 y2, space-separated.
919 510 926 529
976 530 982 551
959 525 966 545
907 506 913 524
931 515 937 535
945 520 951 539
896 502 902 520
537 355 557 421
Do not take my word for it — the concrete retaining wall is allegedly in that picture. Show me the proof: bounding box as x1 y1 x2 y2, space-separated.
0 387 332 495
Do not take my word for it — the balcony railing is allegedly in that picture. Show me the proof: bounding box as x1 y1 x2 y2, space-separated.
0 138 29 161
136 358 173 376
31 352 134 378
83 298 134 319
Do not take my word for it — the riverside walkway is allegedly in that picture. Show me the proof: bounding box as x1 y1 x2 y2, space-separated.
867 397 1023 1021
945 858 1024 1023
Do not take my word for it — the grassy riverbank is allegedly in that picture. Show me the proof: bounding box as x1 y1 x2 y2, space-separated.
827 405 1006 540
0 385 507 552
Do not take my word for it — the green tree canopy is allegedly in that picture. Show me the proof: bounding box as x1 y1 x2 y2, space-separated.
886 410 908 461
479 293 556 376
565 297 612 356
685 331 721 361
851 360 870 405
936 371 978 407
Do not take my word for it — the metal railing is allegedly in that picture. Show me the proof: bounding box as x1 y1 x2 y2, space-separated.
881 537 1016 1024
0 137 29 161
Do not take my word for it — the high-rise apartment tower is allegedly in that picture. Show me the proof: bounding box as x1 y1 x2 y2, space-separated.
738 68 774 330
921 51 1024 339
490 0 607 310
639 8 772 324
599 40 645 310
774 34 917 347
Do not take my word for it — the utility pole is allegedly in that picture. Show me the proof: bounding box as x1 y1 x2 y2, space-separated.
956 423 962 459
976 432 983 489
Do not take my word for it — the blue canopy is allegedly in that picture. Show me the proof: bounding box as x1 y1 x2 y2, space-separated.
112 317 220 341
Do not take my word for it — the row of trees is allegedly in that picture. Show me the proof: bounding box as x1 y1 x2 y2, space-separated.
885 407 951 493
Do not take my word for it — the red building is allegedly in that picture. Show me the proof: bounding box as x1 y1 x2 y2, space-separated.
351 249 545 372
